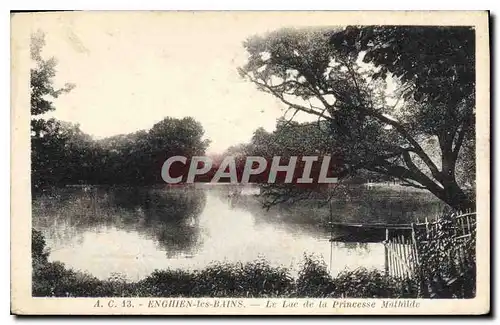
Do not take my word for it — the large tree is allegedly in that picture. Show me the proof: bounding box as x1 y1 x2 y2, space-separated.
239 26 475 211
31 31 76 190
30 30 75 118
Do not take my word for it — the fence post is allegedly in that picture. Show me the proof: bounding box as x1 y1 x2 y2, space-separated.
411 223 426 297
384 228 389 276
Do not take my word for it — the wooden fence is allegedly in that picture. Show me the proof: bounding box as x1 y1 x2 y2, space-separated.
328 210 476 280
383 210 476 280
384 229 417 279
328 210 476 297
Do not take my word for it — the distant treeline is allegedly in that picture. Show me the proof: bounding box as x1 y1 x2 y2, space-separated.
31 115 392 192
31 116 210 191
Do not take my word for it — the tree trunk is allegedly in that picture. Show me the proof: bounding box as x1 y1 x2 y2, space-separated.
436 181 475 212
445 187 475 212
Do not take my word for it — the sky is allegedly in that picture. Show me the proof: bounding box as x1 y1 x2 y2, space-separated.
33 12 324 154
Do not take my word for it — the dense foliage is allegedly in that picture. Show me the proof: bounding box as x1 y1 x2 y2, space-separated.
31 116 209 190
415 212 476 298
240 26 475 210
225 118 399 207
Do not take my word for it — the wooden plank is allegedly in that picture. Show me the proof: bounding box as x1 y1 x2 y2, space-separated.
387 240 392 277
390 241 396 278
411 223 420 266
396 236 403 278
401 239 410 278
409 238 417 277
397 236 404 278
411 223 426 297
406 236 412 277
388 241 393 277
393 240 401 278
401 235 410 278
455 233 472 240
457 216 464 237
465 215 472 234
425 217 430 240
404 235 411 277
455 212 476 219
384 228 389 275
401 235 411 278
329 222 413 229
388 247 392 277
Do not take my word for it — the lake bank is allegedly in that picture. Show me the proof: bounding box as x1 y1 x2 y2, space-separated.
32 229 414 298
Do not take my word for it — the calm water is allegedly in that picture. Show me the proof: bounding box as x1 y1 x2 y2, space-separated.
33 185 440 281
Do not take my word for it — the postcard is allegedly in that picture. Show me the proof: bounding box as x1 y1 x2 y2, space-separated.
10 11 490 315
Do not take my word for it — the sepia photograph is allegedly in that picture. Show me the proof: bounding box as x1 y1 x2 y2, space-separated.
10 11 490 315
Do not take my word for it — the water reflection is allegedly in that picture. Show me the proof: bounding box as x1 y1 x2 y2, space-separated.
33 187 207 259
110 188 206 256
340 242 370 253
33 185 436 281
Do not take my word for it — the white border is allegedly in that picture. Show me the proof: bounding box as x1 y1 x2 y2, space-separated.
3 2 496 324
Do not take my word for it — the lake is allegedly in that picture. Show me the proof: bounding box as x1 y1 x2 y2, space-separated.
32 185 443 281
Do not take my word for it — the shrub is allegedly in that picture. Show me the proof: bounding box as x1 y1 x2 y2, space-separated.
138 269 197 297
192 259 294 297
295 254 335 297
416 212 476 298
330 268 415 298
238 259 294 297
32 229 49 265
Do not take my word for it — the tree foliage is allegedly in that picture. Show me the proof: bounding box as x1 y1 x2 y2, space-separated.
239 26 475 210
96 117 210 185
30 30 75 116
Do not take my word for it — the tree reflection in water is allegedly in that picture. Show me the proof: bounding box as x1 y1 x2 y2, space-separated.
340 242 370 254
32 186 207 258
111 187 207 257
